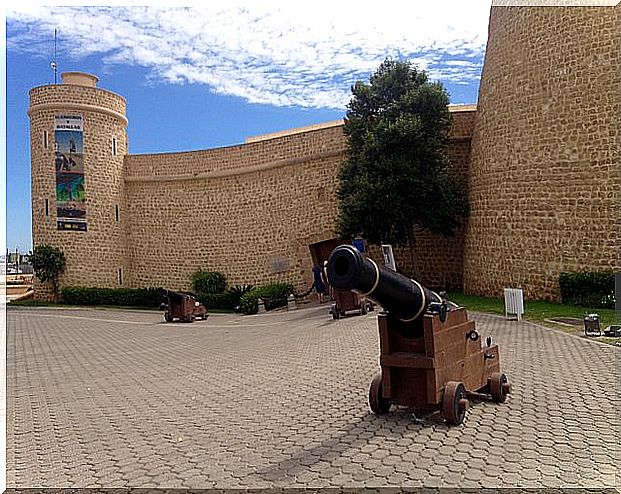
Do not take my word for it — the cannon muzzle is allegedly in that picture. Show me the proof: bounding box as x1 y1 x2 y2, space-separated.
327 244 443 322
159 288 197 301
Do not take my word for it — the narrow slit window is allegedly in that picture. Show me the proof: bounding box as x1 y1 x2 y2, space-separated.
115 205 119 222
45 199 49 216
112 137 117 156
43 131 48 149
118 268 122 285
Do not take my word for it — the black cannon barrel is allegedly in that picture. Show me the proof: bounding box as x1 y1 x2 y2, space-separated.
327 244 442 322
158 287 172 298
159 288 195 301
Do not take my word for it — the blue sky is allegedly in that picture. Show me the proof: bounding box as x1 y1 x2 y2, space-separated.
6 2 492 253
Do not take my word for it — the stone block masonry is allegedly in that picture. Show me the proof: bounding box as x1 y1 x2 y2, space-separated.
122 110 475 295
464 5 620 300
124 141 344 294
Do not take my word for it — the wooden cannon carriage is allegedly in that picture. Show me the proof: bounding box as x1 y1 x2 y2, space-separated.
330 289 373 319
159 288 209 323
327 244 510 425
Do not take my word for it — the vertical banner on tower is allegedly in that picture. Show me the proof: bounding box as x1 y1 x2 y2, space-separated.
54 115 87 231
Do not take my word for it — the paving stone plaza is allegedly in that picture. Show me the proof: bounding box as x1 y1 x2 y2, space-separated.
6 305 620 489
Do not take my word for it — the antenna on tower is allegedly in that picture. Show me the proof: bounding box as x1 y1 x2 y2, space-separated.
51 28 58 84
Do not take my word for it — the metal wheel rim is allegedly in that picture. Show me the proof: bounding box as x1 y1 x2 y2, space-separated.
490 372 508 403
443 381 467 425
369 373 390 414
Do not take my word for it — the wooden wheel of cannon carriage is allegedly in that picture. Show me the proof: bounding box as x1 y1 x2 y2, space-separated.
369 373 391 414
443 381 469 425
489 372 510 403
331 303 340 319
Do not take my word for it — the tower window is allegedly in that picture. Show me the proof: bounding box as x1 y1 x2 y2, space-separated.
43 131 48 149
112 137 117 156
118 268 123 285
115 204 119 222
45 199 49 216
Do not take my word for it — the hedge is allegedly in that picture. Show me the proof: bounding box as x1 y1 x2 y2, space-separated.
559 271 615 309
61 286 163 307
60 282 295 313
197 291 237 311
194 284 254 311
239 282 293 315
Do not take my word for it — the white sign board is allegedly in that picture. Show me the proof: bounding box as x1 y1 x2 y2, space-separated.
381 244 396 271
54 115 83 131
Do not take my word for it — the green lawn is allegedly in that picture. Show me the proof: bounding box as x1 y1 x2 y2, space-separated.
447 292 620 344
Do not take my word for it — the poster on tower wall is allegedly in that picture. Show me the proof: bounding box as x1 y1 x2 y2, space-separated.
54 114 87 231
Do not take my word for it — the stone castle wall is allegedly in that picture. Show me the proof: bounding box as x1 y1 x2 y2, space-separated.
29 79 474 298
123 111 475 294
464 5 620 300
123 125 345 294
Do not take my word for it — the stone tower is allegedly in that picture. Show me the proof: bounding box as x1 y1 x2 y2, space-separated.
464 5 620 300
28 72 129 298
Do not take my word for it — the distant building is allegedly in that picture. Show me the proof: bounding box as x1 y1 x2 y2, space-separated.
5 250 32 275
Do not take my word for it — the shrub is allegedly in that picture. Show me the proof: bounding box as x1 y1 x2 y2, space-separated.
196 286 256 312
29 244 66 302
260 282 294 310
227 284 255 308
198 291 237 311
61 286 162 307
239 282 293 315
559 271 615 309
239 290 261 315
191 270 227 295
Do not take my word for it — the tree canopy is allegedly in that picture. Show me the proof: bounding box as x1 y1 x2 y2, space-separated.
336 59 468 245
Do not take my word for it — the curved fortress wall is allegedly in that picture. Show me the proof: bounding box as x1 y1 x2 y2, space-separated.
123 111 474 294
123 125 345 294
464 5 620 300
28 73 129 296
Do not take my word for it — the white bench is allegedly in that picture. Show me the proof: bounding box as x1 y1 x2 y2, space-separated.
504 288 524 321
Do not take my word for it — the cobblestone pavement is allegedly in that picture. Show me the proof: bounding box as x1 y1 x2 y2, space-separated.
6 304 620 488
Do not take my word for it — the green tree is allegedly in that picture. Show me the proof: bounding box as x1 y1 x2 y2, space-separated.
336 59 468 246
29 244 66 302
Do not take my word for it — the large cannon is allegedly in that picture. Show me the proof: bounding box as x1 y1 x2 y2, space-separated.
327 244 510 425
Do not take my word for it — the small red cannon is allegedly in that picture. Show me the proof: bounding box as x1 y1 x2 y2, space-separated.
159 288 208 323
330 289 374 319
327 245 510 425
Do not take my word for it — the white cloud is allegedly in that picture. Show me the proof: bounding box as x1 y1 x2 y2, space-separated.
7 2 492 108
